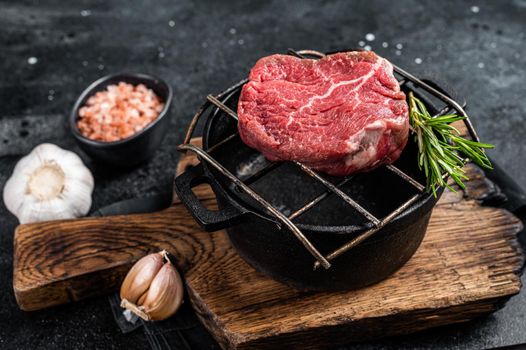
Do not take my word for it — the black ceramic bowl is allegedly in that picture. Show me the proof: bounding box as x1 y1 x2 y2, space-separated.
70 73 173 167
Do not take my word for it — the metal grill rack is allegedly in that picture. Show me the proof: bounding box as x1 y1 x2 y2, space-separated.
178 49 480 270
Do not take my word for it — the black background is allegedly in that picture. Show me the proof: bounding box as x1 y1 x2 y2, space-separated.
1 1 525 349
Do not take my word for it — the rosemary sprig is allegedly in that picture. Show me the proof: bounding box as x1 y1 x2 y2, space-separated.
408 92 494 196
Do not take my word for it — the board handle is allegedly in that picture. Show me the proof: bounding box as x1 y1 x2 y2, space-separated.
13 201 218 311
174 164 246 231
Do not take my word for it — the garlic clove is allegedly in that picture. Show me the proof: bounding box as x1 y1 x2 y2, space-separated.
120 251 184 322
120 252 164 304
140 262 184 321
16 197 73 224
137 289 148 306
60 179 93 218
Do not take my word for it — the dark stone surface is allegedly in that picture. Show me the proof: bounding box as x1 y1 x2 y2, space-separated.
0 0 525 349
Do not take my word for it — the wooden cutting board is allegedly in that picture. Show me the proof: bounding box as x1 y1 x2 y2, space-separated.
13 138 524 349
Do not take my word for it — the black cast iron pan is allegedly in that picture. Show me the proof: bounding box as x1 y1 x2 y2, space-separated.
173 75 458 291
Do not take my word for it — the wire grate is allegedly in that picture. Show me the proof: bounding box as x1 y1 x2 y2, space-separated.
177 49 478 270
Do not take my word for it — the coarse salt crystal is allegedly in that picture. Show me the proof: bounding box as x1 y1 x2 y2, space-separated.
76 82 164 142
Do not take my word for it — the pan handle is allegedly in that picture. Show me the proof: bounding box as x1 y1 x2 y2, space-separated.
173 164 246 231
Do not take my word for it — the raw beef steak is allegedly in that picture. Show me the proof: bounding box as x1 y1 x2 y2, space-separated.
237 51 409 176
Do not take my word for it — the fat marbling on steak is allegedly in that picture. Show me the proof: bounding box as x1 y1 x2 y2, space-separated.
237 51 409 176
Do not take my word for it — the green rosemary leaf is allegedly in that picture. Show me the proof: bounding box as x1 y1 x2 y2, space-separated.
408 92 494 196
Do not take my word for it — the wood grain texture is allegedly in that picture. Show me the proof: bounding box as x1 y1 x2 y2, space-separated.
13 137 524 350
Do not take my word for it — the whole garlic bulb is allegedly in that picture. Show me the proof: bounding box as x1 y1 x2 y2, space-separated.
3 143 94 224
120 250 184 321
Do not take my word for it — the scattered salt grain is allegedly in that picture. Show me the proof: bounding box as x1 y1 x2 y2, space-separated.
382 42 389 48
395 43 403 50
158 51 165 58
365 33 375 42
478 62 485 68
82 60 88 67
80 10 91 17
358 41 365 47
364 45 372 51
415 58 423 64
395 50 402 56
27 57 38 65
470 6 480 13
229 28 237 35
168 20 175 27
98 64 105 70
48 95 54 101
238 39 245 45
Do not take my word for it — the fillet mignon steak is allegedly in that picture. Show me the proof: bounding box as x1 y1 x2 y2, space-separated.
237 51 409 176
